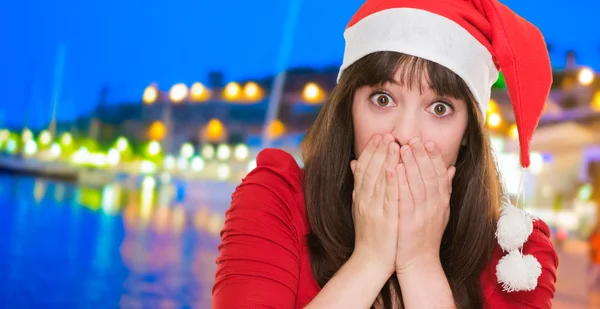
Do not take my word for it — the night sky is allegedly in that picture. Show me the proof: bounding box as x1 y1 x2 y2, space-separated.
1 0 598 128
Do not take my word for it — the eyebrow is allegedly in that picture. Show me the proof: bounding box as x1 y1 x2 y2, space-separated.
380 80 435 95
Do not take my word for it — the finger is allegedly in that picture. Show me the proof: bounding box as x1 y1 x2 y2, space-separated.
383 142 400 217
353 135 383 193
397 163 414 217
350 160 357 174
410 138 438 198
447 166 456 195
360 134 394 199
425 141 450 199
400 145 426 204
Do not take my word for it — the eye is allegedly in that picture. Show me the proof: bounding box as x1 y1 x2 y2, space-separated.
427 101 454 117
369 92 395 108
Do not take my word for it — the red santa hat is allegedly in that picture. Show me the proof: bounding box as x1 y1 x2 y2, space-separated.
339 0 552 169
339 0 552 293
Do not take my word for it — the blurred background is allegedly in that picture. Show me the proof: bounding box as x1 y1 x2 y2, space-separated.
0 0 599 308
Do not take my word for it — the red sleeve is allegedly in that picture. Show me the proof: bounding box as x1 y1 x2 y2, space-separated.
483 219 559 309
212 149 304 309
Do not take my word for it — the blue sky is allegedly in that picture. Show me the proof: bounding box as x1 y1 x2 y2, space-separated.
1 0 598 128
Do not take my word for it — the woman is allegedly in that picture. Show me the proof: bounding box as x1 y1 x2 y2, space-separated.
213 0 559 308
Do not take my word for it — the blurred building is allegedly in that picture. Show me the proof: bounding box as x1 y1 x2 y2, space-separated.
57 63 600 234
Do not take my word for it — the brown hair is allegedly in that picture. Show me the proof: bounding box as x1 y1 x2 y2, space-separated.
300 52 503 308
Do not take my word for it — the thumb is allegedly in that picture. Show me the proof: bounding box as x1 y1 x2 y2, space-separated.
350 160 357 174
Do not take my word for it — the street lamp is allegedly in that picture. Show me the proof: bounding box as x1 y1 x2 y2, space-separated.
487 112 502 128
224 82 242 101
302 82 324 103
149 121 167 141
578 67 594 86
267 119 286 139
509 124 519 140
592 91 600 112
169 83 188 103
190 82 210 102
143 84 159 104
243 82 262 101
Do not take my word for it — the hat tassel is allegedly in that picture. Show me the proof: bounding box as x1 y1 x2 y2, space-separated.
495 171 541 292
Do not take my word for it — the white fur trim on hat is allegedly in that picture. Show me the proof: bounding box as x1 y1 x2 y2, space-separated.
338 8 499 119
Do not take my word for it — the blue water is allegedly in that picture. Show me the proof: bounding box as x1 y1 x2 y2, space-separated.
0 174 228 308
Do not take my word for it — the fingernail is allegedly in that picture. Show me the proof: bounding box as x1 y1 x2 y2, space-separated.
409 137 420 146
388 143 397 154
425 142 435 153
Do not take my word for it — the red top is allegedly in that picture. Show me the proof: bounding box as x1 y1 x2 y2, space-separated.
213 149 559 308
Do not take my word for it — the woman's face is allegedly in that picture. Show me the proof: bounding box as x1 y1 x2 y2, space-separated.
352 70 469 167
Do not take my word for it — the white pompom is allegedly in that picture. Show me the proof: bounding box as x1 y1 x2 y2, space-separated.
496 250 542 292
495 204 533 252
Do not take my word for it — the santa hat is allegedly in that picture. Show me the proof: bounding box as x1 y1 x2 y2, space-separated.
339 0 552 292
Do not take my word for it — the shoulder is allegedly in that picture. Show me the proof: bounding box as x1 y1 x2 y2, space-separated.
228 148 306 228
237 148 303 200
480 219 559 308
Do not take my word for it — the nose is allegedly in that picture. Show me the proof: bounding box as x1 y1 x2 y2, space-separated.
391 113 420 147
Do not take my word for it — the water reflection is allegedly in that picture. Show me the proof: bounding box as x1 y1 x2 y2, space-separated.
0 174 227 308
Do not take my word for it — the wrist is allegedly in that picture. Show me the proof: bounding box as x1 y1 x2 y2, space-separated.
349 252 394 281
396 256 442 278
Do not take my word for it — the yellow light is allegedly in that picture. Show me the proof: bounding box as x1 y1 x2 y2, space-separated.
234 144 249 161
190 82 210 102
89 153 108 167
487 112 502 128
107 148 120 166
204 118 226 142
0 130 8 142
509 124 519 140
201 144 215 160
72 147 90 164
22 128 33 142
143 85 159 104
140 160 157 174
191 156 205 172
180 143 195 159
148 141 161 156
578 67 594 86
593 91 600 112
243 82 262 101
302 82 324 103
216 164 231 180
169 83 188 103
224 82 241 100
216 144 231 161
268 119 286 139
142 176 156 189
50 143 62 158
39 130 52 145
163 155 176 169
149 121 167 141
116 137 128 152
24 140 38 156
60 133 73 147
488 99 498 113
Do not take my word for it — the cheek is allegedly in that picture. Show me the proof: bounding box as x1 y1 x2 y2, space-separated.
425 128 465 167
352 104 388 156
